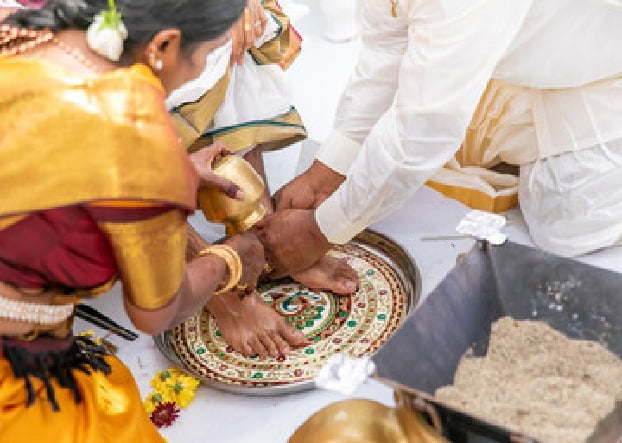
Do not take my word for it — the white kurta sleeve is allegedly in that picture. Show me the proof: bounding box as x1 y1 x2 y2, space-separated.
316 0 533 244
316 0 409 175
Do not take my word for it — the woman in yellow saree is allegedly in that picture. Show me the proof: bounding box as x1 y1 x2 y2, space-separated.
0 0 265 441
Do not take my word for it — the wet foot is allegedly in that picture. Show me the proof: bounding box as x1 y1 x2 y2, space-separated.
291 255 358 295
206 291 306 358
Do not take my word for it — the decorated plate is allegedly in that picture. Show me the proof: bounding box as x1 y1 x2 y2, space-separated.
155 230 420 395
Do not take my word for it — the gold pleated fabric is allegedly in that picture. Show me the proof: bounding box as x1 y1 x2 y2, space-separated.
426 79 537 213
0 356 164 443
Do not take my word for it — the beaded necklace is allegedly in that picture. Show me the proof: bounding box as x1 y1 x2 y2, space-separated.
0 24 102 73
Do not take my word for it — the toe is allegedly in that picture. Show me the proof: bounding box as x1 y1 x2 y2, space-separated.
240 342 254 357
249 337 269 358
259 333 279 357
279 321 306 346
269 331 290 355
333 279 358 295
333 260 359 295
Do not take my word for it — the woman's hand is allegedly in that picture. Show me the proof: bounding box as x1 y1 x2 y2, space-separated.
189 142 244 200
229 0 268 66
224 232 266 287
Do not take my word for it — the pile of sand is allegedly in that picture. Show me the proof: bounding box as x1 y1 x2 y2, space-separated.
435 317 622 443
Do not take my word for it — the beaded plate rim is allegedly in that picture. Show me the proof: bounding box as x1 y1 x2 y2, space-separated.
154 229 421 396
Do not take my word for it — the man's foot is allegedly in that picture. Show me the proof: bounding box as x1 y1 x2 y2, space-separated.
291 255 358 295
207 291 306 358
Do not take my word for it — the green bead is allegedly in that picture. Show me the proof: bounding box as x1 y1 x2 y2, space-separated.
377 314 387 321
347 320 357 327
305 348 315 355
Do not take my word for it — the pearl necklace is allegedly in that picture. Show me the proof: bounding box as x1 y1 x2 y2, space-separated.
0 24 102 73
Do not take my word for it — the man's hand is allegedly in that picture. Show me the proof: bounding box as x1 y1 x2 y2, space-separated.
255 209 330 276
274 160 345 210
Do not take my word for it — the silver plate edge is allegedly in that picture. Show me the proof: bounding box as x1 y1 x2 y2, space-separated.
153 229 421 397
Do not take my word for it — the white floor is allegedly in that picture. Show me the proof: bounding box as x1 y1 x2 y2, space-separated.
76 2 622 442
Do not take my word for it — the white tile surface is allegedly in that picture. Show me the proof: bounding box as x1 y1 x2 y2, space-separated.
76 1 622 441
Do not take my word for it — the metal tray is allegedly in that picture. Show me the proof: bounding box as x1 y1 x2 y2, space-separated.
154 229 421 396
374 240 622 442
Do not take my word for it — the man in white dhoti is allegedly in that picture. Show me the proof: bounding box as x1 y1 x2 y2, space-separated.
258 0 622 273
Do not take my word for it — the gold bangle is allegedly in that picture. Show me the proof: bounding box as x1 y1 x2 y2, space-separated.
196 245 243 294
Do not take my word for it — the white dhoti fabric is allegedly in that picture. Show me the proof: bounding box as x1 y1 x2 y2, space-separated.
520 139 622 257
429 76 622 257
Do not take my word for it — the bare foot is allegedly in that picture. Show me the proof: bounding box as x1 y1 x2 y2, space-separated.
206 291 306 358
291 255 358 295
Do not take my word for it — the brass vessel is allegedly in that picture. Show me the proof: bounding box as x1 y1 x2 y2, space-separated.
289 392 447 443
198 155 266 235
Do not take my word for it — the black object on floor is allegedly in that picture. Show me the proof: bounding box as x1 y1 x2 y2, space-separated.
75 304 139 341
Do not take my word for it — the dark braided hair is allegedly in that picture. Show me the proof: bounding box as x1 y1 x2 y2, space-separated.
3 0 246 50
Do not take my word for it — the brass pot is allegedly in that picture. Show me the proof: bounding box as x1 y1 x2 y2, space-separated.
198 155 266 235
289 393 447 443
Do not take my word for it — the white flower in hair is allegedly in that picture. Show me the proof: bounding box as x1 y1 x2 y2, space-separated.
86 0 128 62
